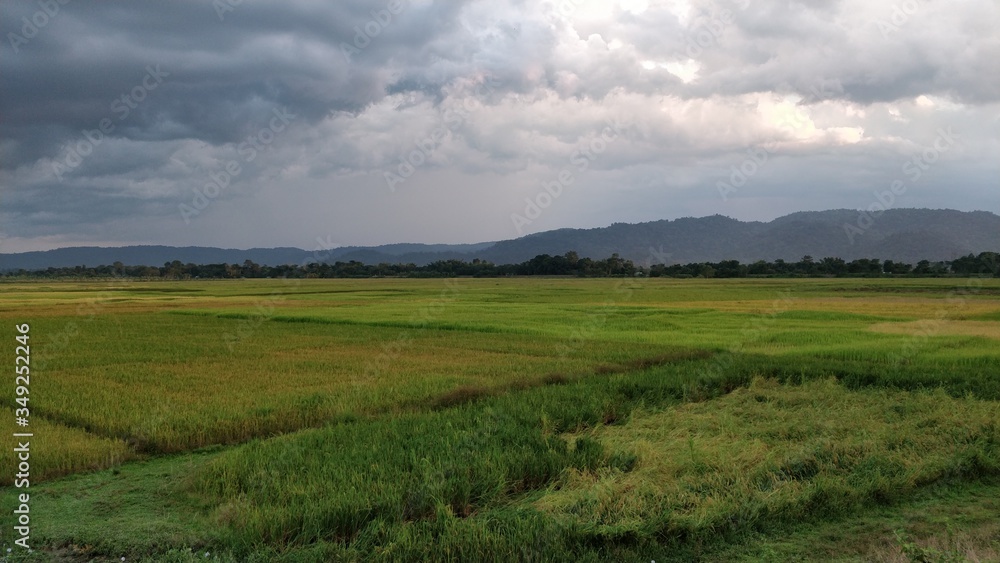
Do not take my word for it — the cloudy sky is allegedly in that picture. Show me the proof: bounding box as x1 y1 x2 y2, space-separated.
1 0 998 253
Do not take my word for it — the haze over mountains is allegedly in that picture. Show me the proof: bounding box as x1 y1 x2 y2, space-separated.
2 209 998 271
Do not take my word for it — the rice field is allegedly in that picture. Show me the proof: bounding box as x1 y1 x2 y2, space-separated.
1 277 999 561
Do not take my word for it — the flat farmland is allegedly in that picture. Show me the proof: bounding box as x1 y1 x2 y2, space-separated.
1 278 999 561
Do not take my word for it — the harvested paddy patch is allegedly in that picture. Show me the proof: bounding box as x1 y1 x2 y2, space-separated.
534 378 1000 540
870 320 1000 340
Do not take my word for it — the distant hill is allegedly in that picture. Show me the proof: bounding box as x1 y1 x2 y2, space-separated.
475 209 1000 265
0 243 492 271
1 209 997 271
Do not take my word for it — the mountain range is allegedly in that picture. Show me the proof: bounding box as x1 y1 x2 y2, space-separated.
2 209 998 271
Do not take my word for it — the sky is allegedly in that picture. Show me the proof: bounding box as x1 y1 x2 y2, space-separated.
1 0 998 253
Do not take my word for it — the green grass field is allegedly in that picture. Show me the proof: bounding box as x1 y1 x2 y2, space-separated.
1 277 999 561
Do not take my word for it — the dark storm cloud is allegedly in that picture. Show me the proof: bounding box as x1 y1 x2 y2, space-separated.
1 0 997 252
1 0 475 165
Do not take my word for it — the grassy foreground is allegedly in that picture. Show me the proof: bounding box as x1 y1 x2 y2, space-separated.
1 278 998 560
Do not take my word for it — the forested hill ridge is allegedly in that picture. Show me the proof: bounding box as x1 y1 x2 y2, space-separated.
0 243 494 271
478 209 1000 266
2 209 998 270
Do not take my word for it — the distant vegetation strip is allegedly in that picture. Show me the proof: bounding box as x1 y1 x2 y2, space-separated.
3 251 997 279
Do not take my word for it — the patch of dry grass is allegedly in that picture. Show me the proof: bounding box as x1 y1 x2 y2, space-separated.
870 320 1000 340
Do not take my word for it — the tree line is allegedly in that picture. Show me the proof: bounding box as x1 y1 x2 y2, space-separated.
3 251 998 279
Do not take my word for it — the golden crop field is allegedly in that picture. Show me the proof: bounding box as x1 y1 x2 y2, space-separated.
1 277 999 561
